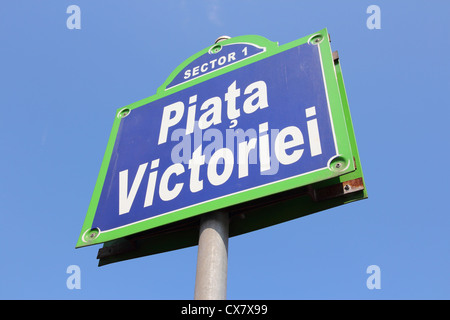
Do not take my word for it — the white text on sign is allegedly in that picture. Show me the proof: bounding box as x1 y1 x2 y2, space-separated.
118 79 322 215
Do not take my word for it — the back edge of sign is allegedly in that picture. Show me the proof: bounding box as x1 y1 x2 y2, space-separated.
96 46 367 267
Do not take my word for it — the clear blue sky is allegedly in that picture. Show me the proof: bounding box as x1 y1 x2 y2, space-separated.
1 0 449 299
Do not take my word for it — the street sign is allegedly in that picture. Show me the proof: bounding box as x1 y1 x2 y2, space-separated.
77 29 366 263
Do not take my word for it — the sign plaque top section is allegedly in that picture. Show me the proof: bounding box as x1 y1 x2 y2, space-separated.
157 35 277 94
165 42 266 90
77 29 359 248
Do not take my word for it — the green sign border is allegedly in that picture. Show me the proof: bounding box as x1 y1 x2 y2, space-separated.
76 28 366 253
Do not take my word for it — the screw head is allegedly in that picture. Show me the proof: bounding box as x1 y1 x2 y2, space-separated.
118 108 130 119
84 228 100 242
309 34 323 45
215 35 231 43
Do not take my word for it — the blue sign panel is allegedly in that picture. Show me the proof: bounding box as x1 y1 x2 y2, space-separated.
91 43 339 233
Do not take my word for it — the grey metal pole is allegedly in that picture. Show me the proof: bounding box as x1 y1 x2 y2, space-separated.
194 35 231 301
194 211 229 300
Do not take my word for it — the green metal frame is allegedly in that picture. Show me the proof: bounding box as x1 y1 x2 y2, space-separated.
76 29 367 263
